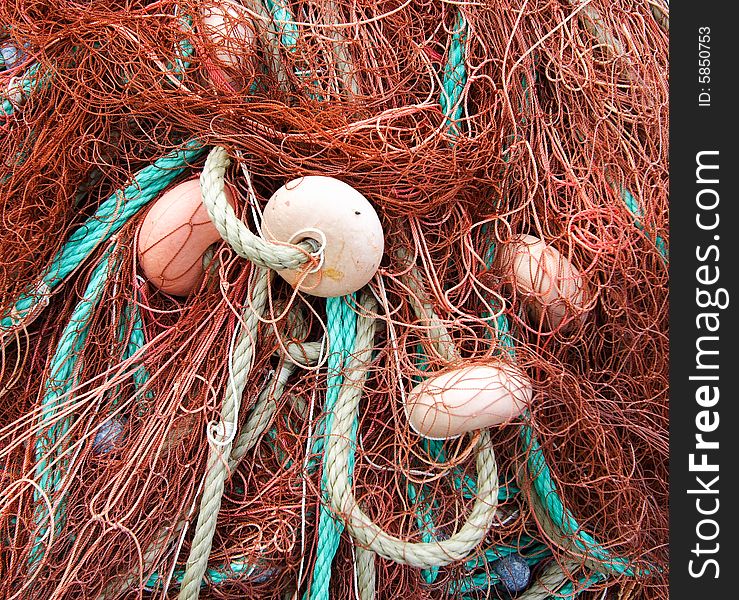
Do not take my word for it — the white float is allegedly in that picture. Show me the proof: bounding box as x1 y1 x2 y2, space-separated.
200 1 257 89
405 363 533 440
496 234 588 330
261 176 384 298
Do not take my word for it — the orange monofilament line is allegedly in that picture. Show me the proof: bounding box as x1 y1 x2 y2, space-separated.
1 1 667 599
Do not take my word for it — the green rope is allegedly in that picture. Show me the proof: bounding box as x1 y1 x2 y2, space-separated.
486 234 638 578
405 12 471 585
440 12 467 136
265 0 299 48
30 244 119 567
117 298 151 403
520 427 637 576
488 55 651 585
450 543 550 595
1 140 205 333
145 555 271 590
307 295 357 600
620 186 668 262
463 536 542 571
411 12 520 586
556 570 608 599
20 140 201 571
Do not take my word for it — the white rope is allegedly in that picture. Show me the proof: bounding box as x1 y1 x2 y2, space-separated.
178 267 269 600
355 546 376 600
200 146 317 270
323 294 500 569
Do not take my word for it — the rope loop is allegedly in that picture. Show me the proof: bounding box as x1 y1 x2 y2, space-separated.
322 294 500 570
200 146 320 272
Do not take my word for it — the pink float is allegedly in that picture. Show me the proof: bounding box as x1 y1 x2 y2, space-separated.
138 178 234 296
496 234 588 331
200 1 257 89
405 363 533 440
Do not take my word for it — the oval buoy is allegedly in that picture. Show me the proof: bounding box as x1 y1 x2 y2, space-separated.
496 234 588 331
138 178 234 296
405 363 532 440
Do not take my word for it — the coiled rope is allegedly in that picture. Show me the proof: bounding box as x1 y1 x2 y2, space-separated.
324 294 500 569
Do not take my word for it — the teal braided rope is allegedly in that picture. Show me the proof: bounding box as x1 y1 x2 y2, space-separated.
113 299 152 414
490 60 646 580
171 15 195 79
1 140 205 333
262 0 328 103
120 300 151 397
520 427 636 576
463 536 542 571
423 437 517 502
406 11 512 584
265 0 299 48
620 186 668 262
555 570 608 599
307 295 357 600
29 244 119 568
308 303 353 462
485 235 636 576
481 234 516 354
410 11 518 584
450 543 551 595
406 12 471 583
145 555 271 590
439 12 467 136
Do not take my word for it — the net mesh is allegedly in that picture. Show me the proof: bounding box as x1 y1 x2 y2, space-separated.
1 1 668 598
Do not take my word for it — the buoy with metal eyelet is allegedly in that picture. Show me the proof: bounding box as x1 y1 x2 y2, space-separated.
495 234 588 331
405 363 533 440
261 176 384 298
137 178 234 296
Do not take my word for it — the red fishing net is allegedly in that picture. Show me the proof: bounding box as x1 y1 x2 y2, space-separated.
1 1 668 599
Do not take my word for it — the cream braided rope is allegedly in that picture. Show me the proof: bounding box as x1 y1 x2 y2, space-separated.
355 546 376 600
98 335 322 599
516 560 581 600
200 146 317 271
397 248 456 363
323 294 500 570
178 267 270 600
228 361 294 470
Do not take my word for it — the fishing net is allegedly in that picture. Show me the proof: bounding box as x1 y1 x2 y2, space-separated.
1 1 668 599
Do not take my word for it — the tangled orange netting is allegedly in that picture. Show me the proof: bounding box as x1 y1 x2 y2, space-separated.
1 1 668 599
